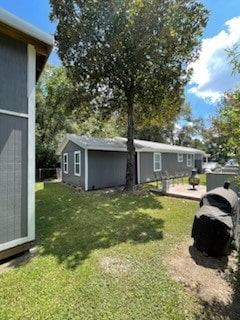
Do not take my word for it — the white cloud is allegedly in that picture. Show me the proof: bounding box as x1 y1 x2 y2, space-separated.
188 16 240 104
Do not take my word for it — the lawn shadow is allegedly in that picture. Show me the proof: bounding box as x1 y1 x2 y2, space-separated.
35 182 164 269
189 244 228 270
189 245 240 319
0 249 37 273
198 297 240 320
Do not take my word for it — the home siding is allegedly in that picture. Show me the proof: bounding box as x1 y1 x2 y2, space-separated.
62 141 85 189
162 153 193 175
0 115 28 244
139 152 156 183
0 34 28 114
0 35 28 245
139 152 194 183
88 150 127 190
207 172 239 195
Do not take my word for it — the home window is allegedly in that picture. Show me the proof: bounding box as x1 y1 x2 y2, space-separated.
187 154 192 167
63 153 68 174
178 153 183 162
154 153 161 171
74 151 81 176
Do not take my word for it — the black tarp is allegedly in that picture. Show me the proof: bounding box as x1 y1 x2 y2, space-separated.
191 186 239 257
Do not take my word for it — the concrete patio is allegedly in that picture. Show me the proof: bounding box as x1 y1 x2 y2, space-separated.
151 183 207 201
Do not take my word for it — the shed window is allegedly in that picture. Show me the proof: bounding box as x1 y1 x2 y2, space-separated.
154 153 161 172
178 153 183 162
187 154 192 167
63 153 68 174
74 151 81 176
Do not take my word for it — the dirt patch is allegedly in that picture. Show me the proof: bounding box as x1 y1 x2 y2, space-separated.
164 236 240 319
99 256 131 276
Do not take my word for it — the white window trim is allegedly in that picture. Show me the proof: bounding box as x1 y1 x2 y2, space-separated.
187 154 192 167
154 152 162 172
177 153 183 162
74 150 81 176
63 153 68 174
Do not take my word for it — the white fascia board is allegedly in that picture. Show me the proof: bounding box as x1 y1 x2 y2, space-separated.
56 137 70 155
56 137 89 155
0 8 53 46
58 142 126 153
87 147 127 152
135 148 204 154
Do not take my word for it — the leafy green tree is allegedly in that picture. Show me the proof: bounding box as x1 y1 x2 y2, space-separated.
36 64 80 169
36 65 126 169
136 102 205 148
50 0 209 190
226 41 240 75
76 110 126 138
211 90 240 163
175 117 205 147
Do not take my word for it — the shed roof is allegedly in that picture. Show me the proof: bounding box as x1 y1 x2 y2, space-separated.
116 137 205 154
0 8 53 80
57 134 205 155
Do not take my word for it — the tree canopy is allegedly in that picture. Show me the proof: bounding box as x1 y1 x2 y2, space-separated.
211 90 240 163
36 64 77 168
208 42 240 165
50 0 209 190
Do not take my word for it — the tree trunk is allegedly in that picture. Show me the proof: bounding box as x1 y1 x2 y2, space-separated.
125 83 135 192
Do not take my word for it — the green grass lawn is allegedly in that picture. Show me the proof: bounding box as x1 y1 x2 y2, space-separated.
0 183 213 319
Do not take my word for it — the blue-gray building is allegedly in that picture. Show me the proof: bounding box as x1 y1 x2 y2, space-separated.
57 134 205 191
0 9 53 260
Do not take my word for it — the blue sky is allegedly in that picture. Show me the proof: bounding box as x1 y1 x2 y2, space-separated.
1 0 240 123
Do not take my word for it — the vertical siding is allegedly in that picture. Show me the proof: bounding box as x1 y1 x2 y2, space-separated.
62 141 85 188
206 172 239 194
139 152 194 183
162 153 193 175
0 114 28 244
0 34 28 113
139 152 155 183
88 150 127 190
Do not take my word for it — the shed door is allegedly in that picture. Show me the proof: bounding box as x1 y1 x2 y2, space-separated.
0 114 28 244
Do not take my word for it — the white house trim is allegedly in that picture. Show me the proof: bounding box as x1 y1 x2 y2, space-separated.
0 108 29 118
74 150 81 176
63 153 68 174
137 152 141 184
187 154 193 167
177 153 183 162
0 9 53 46
153 152 162 172
85 149 88 191
0 237 29 252
27 44 36 242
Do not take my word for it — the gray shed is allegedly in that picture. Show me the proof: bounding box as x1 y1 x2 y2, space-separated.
0 9 53 260
57 134 205 191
